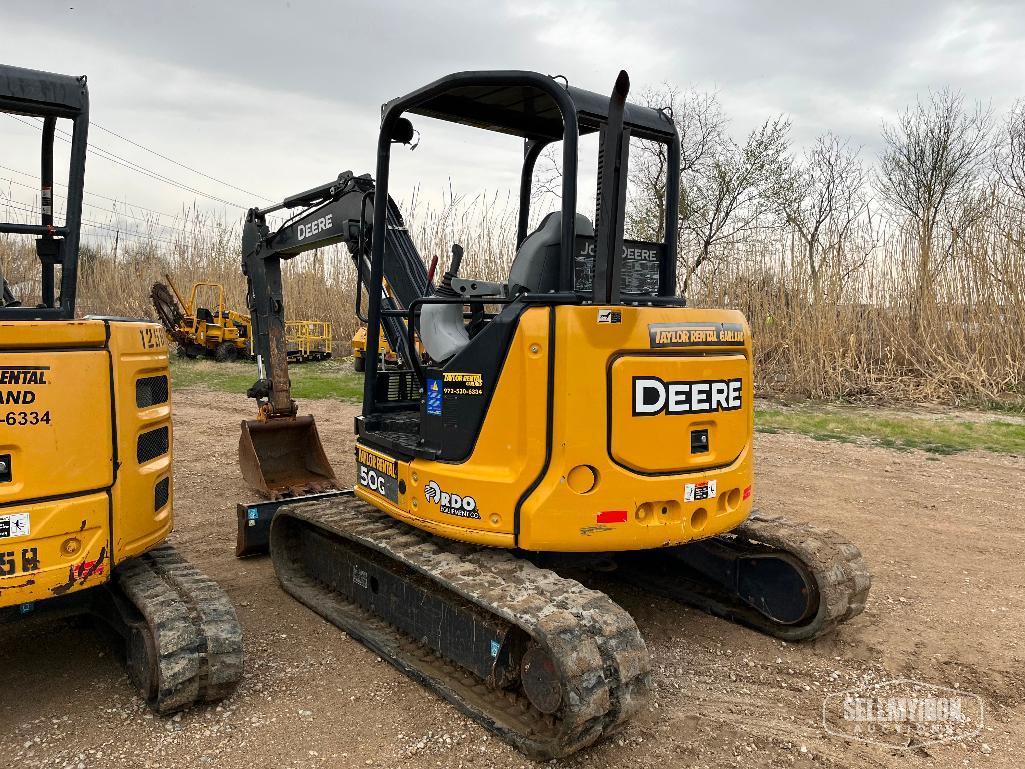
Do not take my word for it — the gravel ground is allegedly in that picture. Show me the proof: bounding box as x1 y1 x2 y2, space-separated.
1 387 1022 769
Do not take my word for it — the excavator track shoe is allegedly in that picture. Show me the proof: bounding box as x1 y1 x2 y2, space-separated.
116 544 244 713
269 495 651 759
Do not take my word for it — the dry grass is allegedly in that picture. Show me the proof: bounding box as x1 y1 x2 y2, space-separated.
2 193 1023 410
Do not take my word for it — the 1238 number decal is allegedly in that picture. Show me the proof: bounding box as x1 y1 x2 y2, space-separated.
138 327 165 350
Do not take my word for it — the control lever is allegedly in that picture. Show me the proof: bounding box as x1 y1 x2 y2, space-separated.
434 244 463 298
426 254 439 289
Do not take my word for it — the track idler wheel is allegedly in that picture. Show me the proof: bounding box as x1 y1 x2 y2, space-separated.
520 644 562 714
736 552 818 626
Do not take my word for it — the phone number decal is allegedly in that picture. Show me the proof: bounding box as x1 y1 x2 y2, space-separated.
3 411 51 426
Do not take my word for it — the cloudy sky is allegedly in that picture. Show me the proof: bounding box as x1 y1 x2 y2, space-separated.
2 0 1024 243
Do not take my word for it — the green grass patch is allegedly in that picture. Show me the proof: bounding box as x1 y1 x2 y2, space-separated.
756 406 1025 456
169 357 364 402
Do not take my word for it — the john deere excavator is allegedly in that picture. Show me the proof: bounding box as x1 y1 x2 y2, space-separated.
236 70 871 758
0 64 243 712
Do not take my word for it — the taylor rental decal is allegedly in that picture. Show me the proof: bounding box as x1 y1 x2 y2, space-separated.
648 322 744 348
633 376 743 416
0 365 49 405
442 371 484 396
356 446 399 502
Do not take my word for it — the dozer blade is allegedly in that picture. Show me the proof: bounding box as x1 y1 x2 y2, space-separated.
239 415 339 499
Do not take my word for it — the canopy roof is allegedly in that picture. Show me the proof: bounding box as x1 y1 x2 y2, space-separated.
0 64 87 117
385 70 676 143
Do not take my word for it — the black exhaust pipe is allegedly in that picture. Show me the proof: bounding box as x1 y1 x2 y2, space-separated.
592 70 630 305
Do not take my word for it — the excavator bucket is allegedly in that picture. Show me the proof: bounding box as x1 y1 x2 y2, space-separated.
239 416 338 499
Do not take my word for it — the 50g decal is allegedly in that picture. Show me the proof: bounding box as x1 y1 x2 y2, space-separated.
356 446 399 503
633 376 742 416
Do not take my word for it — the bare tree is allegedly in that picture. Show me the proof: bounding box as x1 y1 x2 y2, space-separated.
626 86 726 241
995 100 1025 204
678 116 790 295
876 89 993 312
623 84 729 241
770 133 869 300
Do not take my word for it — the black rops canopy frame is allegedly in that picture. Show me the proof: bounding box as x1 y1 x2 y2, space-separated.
364 69 682 414
0 64 90 320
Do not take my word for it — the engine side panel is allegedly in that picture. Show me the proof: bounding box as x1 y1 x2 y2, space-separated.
517 305 754 551
0 319 174 608
109 321 174 562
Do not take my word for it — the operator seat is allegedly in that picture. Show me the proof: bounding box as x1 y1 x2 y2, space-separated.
507 211 594 296
418 212 594 362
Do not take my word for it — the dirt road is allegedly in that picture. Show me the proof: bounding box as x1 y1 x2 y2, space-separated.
2 388 1023 768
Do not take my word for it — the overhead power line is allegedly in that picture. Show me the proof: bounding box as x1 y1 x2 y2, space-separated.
2 175 171 227
1 192 231 245
0 172 232 236
90 119 276 203
0 197 180 246
0 162 179 219
6 114 248 209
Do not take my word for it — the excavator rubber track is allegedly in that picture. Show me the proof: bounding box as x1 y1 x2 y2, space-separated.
116 544 244 713
613 512 872 642
270 496 651 760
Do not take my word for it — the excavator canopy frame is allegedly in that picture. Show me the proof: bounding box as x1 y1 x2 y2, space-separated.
0 64 89 320
364 69 682 419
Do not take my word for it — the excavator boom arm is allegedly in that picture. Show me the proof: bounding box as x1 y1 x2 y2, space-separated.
241 171 430 417
242 173 373 415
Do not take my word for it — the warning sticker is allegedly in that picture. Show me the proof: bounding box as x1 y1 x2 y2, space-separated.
0 513 30 539
684 480 717 502
426 378 442 415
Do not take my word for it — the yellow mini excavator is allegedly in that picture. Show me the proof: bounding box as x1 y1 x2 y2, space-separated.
236 70 871 758
0 64 243 712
